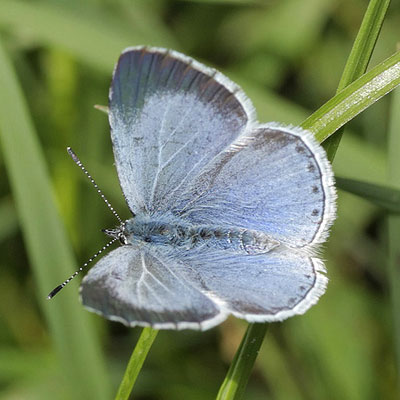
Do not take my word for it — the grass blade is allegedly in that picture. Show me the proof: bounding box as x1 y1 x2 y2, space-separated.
387 84 400 386
302 0 393 157
337 0 391 90
0 36 111 400
336 177 400 213
114 328 158 400
301 50 400 144
322 0 391 159
216 323 268 400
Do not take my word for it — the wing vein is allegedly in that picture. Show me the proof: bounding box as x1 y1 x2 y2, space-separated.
149 101 198 206
150 250 202 296
167 152 210 208
148 103 172 206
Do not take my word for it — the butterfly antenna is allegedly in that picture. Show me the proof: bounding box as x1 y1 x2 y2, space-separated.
46 237 118 299
67 147 123 224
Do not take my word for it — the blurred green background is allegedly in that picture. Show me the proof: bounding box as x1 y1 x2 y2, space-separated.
0 0 399 399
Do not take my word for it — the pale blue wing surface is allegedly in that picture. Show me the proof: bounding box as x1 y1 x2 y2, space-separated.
80 246 224 330
174 125 336 249
175 246 327 321
109 46 254 215
80 243 325 327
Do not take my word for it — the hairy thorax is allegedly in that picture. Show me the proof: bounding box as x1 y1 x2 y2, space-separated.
123 214 279 255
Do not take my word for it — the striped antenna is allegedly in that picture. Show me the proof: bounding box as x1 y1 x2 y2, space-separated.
47 237 118 299
47 148 124 299
67 147 123 223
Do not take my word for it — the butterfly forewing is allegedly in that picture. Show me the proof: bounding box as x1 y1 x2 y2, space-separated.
109 47 254 215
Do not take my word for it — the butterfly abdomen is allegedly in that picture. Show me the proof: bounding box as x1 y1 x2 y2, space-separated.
188 227 280 254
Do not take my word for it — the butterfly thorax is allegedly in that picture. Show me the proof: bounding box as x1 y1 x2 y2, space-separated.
116 214 280 255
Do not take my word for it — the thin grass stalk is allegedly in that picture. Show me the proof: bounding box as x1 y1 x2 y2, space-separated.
114 328 158 400
216 324 268 400
323 0 391 160
300 0 392 151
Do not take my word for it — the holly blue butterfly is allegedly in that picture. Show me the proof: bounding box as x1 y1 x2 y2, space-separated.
50 47 336 330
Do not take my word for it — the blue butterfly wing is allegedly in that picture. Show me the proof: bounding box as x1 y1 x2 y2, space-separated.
173 125 336 249
177 246 327 321
80 246 224 330
109 46 254 215
81 244 326 327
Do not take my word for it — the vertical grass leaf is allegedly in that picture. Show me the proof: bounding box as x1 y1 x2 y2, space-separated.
114 328 158 400
322 0 391 160
337 0 391 91
216 324 268 400
0 36 112 400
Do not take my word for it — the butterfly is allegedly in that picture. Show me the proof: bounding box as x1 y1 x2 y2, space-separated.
53 47 336 330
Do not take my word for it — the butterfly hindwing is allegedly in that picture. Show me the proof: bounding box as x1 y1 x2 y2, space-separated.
81 243 327 328
80 246 224 330
177 246 327 322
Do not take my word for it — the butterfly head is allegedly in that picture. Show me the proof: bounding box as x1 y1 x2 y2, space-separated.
102 222 128 245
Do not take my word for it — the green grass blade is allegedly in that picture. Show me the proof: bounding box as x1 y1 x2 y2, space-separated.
216 323 268 400
336 177 400 213
301 50 400 143
337 0 391 91
0 37 111 400
322 0 391 159
114 328 158 400
387 85 400 386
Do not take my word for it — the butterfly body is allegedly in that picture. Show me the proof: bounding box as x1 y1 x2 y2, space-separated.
114 213 281 255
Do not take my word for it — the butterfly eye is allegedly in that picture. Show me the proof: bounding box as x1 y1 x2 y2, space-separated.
119 234 128 245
